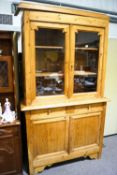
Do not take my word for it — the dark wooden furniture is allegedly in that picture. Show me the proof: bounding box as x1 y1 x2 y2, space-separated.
0 121 22 175
0 31 22 174
0 32 14 108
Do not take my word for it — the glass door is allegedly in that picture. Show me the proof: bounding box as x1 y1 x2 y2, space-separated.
74 31 99 93
70 26 104 97
31 23 69 99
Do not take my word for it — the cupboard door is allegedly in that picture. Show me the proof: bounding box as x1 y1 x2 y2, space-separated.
30 22 69 101
70 112 101 152
29 114 69 160
70 25 104 97
0 126 22 175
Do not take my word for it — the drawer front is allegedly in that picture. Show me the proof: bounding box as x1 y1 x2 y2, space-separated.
0 126 19 138
67 103 104 115
30 103 104 121
31 107 66 120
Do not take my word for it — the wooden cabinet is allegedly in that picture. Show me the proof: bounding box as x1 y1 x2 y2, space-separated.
0 122 22 175
17 2 109 174
0 31 22 174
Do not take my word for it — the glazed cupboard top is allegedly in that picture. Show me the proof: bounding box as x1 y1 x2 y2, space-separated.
17 2 109 110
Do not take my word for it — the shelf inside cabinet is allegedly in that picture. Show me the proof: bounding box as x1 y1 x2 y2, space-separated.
75 47 98 51
0 55 12 58
36 72 63 77
35 46 64 49
74 71 97 76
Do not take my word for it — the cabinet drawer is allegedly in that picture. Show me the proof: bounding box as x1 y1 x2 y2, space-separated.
0 126 19 138
31 107 66 120
30 103 104 120
67 103 104 115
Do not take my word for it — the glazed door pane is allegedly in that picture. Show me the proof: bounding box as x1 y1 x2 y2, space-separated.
74 31 99 93
35 28 65 96
0 56 13 93
0 61 8 87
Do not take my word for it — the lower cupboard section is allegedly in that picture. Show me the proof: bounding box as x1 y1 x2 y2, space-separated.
25 103 106 175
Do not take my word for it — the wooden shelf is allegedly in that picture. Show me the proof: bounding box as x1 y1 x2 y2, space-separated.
74 70 97 76
75 47 98 51
21 97 109 111
0 120 20 127
36 72 63 77
35 46 64 49
0 55 12 58
35 46 98 51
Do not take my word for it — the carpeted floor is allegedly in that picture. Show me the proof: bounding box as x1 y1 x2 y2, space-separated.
23 135 117 175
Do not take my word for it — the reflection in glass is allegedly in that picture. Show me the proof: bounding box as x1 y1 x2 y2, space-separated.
74 31 99 93
35 28 65 96
36 28 64 46
0 61 8 87
36 76 64 96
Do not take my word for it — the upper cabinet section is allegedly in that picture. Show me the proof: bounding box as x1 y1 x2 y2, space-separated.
19 2 109 105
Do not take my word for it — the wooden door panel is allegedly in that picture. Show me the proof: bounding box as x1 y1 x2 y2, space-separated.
0 125 22 175
70 113 101 151
31 116 68 158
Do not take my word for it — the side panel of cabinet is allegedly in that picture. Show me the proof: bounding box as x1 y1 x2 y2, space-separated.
69 112 101 153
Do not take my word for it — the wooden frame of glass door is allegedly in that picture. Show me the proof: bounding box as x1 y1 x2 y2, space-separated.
29 22 70 104
69 25 105 99
0 56 13 93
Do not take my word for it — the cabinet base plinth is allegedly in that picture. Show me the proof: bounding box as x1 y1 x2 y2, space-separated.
30 152 101 174
34 166 46 174
89 153 99 159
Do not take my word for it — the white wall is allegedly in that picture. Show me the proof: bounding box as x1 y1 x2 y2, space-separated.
44 0 117 12
104 23 117 135
0 0 21 32
0 0 11 13
0 0 22 51
109 23 117 39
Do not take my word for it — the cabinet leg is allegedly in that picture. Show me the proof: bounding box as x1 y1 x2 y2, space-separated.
47 164 53 168
89 153 98 159
34 166 45 174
